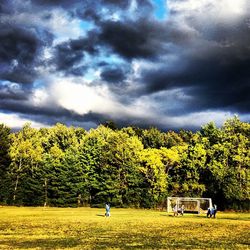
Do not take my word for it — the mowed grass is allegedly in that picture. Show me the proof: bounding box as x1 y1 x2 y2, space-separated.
0 207 249 249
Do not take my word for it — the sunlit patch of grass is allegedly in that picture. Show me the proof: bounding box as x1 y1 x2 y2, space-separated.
0 207 249 249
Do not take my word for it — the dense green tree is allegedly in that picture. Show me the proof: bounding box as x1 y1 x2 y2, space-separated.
79 126 144 207
42 123 81 152
223 116 250 138
103 120 118 130
105 131 143 207
1 117 248 210
43 148 84 207
141 127 165 149
163 131 184 148
169 134 206 197
40 125 85 207
0 124 11 203
200 122 222 146
179 129 194 143
8 124 44 204
139 148 167 207
78 126 108 205
202 118 250 209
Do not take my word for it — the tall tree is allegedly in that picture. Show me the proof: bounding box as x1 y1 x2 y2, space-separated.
139 148 168 207
8 124 43 204
141 127 165 149
0 124 11 203
169 134 206 197
105 130 143 206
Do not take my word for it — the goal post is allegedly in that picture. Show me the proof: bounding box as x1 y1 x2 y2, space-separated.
167 197 212 214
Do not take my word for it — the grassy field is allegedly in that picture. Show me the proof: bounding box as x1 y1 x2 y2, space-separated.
0 207 249 249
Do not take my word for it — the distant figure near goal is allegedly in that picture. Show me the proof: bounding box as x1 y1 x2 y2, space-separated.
173 204 185 216
167 197 213 214
207 204 217 218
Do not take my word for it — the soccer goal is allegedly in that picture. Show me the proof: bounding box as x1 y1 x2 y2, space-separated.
167 197 212 214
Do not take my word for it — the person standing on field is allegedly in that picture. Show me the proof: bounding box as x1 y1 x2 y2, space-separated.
207 206 212 218
105 203 110 217
213 204 217 218
180 205 185 216
173 204 178 216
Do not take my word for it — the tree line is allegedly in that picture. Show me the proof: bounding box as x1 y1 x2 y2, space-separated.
0 117 249 210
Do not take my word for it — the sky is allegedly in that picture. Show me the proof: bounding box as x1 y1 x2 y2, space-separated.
0 0 250 131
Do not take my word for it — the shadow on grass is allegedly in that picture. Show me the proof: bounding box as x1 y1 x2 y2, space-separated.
0 237 81 249
160 213 195 218
159 214 170 217
191 214 250 221
1 230 248 249
96 214 105 217
89 231 245 250
215 216 250 221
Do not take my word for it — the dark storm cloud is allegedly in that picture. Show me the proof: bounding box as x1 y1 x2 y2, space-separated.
0 96 81 123
1 0 249 130
21 112 100 129
76 8 101 23
141 32 250 114
32 0 80 8
0 25 38 82
101 68 126 83
0 0 11 14
94 13 194 62
53 32 99 75
0 83 28 101
54 42 85 75
0 23 53 84
127 3 250 116
186 83 250 113
33 0 132 22
33 0 152 11
99 19 167 59
101 0 130 8
33 0 130 8
75 0 152 24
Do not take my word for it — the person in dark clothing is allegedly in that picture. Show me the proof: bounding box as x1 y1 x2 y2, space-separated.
207 206 213 218
207 204 217 218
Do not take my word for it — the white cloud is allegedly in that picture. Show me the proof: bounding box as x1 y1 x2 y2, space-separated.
2 7 85 45
31 88 50 107
31 76 159 122
36 77 232 130
48 10 84 44
168 0 248 23
136 88 193 113
48 77 121 115
0 112 46 129
129 0 138 14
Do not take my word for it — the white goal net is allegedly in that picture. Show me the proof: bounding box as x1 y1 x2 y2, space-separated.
167 197 212 214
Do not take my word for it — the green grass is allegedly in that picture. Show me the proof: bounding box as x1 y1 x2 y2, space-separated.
0 207 249 249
